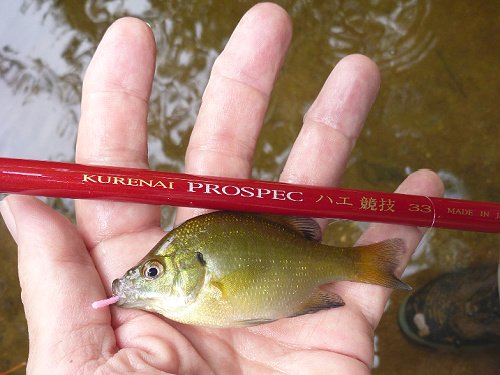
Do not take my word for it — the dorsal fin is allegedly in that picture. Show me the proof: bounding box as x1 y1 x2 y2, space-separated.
262 215 322 241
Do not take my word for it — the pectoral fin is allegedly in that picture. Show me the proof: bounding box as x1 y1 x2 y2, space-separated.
209 265 267 301
210 266 278 327
291 289 345 318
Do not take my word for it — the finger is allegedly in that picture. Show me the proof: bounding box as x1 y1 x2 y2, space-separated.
248 170 444 370
176 3 292 224
75 17 160 248
333 169 444 328
281 54 380 187
0 196 115 372
280 54 380 231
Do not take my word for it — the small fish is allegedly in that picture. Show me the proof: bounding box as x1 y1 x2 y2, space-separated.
109 211 410 327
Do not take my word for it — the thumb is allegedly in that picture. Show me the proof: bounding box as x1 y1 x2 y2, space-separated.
0 196 116 371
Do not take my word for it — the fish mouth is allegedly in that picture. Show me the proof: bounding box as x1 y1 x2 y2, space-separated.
112 278 141 307
111 277 168 313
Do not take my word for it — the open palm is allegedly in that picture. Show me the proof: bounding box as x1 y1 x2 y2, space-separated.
1 4 443 374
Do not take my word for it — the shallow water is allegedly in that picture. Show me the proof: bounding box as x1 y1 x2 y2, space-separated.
0 1 498 373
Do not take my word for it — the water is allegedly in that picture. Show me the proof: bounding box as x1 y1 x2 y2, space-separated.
0 1 498 373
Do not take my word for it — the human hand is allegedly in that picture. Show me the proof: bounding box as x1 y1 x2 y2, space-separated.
0 3 443 374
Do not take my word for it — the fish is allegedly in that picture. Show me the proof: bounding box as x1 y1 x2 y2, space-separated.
110 211 410 327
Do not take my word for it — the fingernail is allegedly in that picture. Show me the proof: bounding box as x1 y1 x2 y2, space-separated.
0 197 18 242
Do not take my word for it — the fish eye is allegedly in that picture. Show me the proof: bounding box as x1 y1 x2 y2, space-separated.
142 260 164 280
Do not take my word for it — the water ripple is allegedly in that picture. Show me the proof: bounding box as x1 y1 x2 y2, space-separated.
326 0 437 72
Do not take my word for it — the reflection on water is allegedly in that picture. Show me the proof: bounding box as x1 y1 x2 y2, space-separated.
0 0 498 373
148 13 220 173
323 0 437 72
0 1 90 161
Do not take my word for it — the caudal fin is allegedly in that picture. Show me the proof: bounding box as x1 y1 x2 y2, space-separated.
348 238 411 290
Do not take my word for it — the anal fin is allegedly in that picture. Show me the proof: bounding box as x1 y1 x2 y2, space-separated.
291 289 345 318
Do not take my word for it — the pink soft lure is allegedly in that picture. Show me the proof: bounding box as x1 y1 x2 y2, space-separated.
92 296 119 309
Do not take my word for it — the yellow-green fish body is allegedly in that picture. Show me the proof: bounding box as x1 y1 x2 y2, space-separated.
112 211 409 327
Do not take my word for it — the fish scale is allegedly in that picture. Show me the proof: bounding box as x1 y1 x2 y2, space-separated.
111 211 410 327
